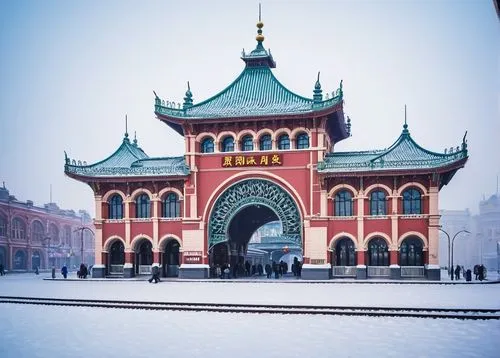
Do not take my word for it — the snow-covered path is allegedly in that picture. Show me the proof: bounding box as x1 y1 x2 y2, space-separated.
1 273 499 358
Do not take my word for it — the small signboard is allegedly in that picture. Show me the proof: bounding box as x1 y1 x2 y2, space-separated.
183 251 202 264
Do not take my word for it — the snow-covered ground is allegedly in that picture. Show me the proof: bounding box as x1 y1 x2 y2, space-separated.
1 272 499 358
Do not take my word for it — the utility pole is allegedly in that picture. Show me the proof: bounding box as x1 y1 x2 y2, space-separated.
73 226 94 265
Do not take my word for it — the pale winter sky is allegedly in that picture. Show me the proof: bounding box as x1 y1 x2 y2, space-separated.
0 0 498 217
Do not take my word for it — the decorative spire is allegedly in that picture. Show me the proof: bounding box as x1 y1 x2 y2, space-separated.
256 3 264 43
133 131 138 146
183 81 193 109
124 114 130 141
241 3 276 68
313 71 323 103
402 105 409 134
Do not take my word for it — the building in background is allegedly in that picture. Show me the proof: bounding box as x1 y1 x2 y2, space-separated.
474 193 500 272
440 192 500 273
0 183 95 271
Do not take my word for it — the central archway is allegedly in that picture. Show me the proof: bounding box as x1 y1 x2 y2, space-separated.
208 178 302 277
209 178 302 247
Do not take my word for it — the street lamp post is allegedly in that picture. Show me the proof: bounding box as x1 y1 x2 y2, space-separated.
439 228 470 280
73 227 94 265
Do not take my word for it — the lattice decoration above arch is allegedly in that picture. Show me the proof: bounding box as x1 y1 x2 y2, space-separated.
208 179 301 247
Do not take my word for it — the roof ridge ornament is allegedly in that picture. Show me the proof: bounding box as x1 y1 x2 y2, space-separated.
183 81 193 109
133 131 138 147
313 71 323 103
402 105 409 134
124 114 130 142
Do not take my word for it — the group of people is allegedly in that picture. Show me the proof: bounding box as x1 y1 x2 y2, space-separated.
50 263 91 279
212 258 303 280
450 264 487 281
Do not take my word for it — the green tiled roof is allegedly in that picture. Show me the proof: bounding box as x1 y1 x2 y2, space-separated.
318 125 468 173
155 67 343 119
64 135 189 178
154 39 343 120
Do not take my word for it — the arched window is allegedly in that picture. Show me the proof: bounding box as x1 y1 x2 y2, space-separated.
334 238 356 266
201 137 214 153
400 237 424 266
163 193 180 218
277 134 290 150
12 218 26 240
403 188 421 214
241 135 254 151
108 194 123 219
136 194 150 218
0 216 6 237
221 136 234 152
368 238 389 266
370 190 386 216
259 134 272 150
49 223 59 244
334 190 353 216
32 221 44 241
296 133 309 149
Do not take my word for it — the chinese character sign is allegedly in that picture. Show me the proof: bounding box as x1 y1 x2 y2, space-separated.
221 154 283 167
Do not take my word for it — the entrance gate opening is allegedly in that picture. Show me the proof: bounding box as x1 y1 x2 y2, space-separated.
208 178 303 278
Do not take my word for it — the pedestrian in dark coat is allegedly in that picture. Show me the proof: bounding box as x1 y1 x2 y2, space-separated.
61 265 68 279
148 265 160 283
454 265 460 280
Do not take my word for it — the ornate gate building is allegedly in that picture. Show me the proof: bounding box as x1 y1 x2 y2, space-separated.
65 18 468 280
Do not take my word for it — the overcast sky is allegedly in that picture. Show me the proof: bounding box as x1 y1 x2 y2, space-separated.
0 0 498 216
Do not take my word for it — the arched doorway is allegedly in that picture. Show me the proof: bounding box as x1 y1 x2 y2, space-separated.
331 237 356 277
162 239 180 277
367 237 389 278
32 250 41 270
109 241 125 275
13 250 26 270
135 240 153 275
400 236 425 278
208 179 302 279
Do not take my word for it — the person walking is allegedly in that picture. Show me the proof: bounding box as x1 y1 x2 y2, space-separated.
61 264 68 279
148 265 160 283
454 265 461 280
0 263 5 276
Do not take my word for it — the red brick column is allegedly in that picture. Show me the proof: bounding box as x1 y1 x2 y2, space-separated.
356 250 365 265
153 251 160 264
125 251 134 265
390 250 398 265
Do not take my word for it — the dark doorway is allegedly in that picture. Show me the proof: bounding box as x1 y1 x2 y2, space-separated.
135 240 153 275
32 251 41 270
14 250 26 270
109 241 125 275
163 239 180 277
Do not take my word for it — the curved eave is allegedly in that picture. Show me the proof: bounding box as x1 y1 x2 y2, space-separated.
64 170 189 183
317 156 468 177
155 100 343 123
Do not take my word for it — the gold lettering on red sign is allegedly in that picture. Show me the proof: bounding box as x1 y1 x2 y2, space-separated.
220 154 283 167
